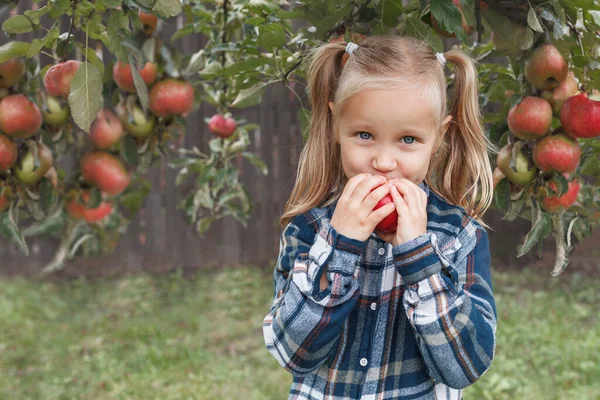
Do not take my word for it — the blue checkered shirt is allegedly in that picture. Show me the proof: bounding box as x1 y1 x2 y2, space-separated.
263 183 497 399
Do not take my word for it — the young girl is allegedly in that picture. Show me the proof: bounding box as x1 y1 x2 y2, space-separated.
263 35 497 400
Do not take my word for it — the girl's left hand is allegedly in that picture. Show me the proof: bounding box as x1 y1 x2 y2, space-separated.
377 179 428 247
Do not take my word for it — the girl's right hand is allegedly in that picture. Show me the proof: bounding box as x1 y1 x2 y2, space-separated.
330 173 396 242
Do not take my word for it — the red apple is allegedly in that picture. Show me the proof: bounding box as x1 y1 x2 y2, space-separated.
560 93 600 138
496 142 538 186
0 58 25 88
149 79 194 118
139 11 158 36
0 94 43 138
532 133 580 174
43 60 81 98
0 133 17 172
89 109 124 149
80 151 130 196
113 61 158 93
208 114 237 138
374 193 398 234
14 142 54 185
66 190 113 222
524 45 568 90
507 96 552 140
541 71 579 115
540 176 580 213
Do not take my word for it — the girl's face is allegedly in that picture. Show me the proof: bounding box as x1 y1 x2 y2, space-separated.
330 88 452 184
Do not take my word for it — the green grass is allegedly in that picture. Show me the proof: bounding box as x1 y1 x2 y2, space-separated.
0 266 598 400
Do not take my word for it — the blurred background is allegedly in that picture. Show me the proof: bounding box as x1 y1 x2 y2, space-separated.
1 1 598 399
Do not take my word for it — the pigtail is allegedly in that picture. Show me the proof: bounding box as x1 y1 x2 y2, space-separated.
429 50 496 222
280 43 347 228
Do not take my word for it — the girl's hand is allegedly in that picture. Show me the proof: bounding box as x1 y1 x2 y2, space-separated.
330 173 396 242
377 179 428 247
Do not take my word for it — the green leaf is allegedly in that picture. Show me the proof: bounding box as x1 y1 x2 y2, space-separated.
494 178 510 211
122 135 140 167
381 0 404 28
27 24 60 58
2 15 34 34
581 154 600 178
88 187 102 208
129 54 149 113
257 23 287 49
0 41 30 63
527 7 544 33
196 216 214 236
242 152 268 175
404 16 444 53
231 81 271 108
22 207 66 237
153 0 182 18
81 45 105 76
430 0 466 42
517 210 551 257
521 28 535 51
68 62 103 133
553 174 569 196
24 5 51 25
0 209 29 256
39 178 56 214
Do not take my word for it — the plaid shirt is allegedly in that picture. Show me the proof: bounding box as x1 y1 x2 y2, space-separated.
263 183 497 400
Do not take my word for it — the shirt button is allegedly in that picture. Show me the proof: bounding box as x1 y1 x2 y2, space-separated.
360 358 368 367
378 247 385 256
370 302 377 311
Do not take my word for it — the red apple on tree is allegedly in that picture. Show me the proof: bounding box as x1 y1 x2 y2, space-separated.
539 176 581 213
66 190 113 222
541 71 579 115
42 95 70 127
0 94 42 138
560 93 600 138
14 142 54 185
208 114 237 138
80 151 130 196
149 79 194 118
43 60 81 99
507 96 553 140
0 133 17 172
524 44 568 90
113 61 158 93
496 142 538 186
532 133 581 174
89 109 124 149
116 102 156 139
0 58 25 88
139 11 158 36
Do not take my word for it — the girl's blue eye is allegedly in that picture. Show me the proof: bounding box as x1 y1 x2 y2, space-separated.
358 132 371 140
403 136 415 144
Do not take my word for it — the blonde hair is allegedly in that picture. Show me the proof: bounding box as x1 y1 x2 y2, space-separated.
280 35 495 228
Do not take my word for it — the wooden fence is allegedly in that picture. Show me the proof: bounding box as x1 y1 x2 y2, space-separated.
1 2 598 277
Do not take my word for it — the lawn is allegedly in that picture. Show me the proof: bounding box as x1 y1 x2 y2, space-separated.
0 265 598 400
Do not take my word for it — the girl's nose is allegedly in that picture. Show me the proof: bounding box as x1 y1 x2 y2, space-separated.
373 152 397 173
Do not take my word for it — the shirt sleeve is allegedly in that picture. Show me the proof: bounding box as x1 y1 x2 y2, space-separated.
263 214 368 376
392 225 497 389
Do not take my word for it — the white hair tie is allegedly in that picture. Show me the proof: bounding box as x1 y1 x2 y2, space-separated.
345 42 359 55
436 52 446 66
